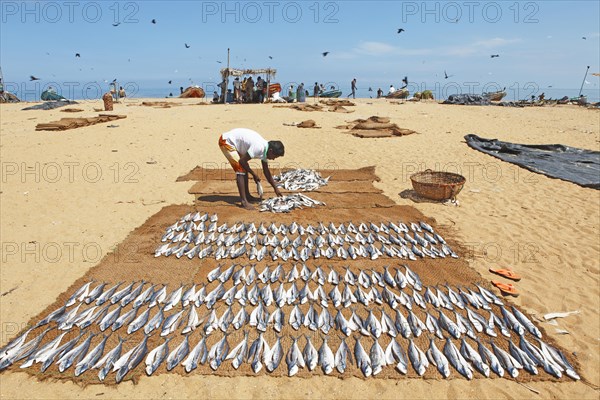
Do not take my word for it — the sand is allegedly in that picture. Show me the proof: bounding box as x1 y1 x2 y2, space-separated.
0 98 598 399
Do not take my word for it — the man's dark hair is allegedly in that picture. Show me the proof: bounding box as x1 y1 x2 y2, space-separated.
269 141 285 157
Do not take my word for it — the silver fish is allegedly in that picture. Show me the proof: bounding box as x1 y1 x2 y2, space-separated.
443 337 473 380
335 336 353 373
478 338 504 377
427 338 451 378
508 339 538 375
386 338 408 374
166 335 190 371
265 335 284 372
208 333 230 371
407 339 428 376
115 334 149 383
149 285 167 308
161 309 184 337
95 336 126 381
41 331 84 373
74 334 110 376
500 306 525 336
182 335 208 373
354 336 372 377
85 282 107 304
490 340 520 378
182 305 201 334
57 332 97 372
66 281 94 307
369 337 386 376
145 337 171 375
286 336 305 376
226 330 249 370
511 306 542 339
144 306 165 335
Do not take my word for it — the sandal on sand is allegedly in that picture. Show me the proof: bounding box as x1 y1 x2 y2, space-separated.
491 281 519 297
489 268 522 281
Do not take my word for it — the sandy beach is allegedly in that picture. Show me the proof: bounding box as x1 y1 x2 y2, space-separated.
0 98 598 399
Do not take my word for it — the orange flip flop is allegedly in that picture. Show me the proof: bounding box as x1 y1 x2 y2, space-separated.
491 281 520 297
489 268 522 281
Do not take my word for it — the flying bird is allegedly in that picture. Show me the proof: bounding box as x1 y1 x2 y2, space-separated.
216 61 222 64
185 43 190 48
397 28 405 33
490 54 500 58
30 76 41 81
151 19 156 24
322 52 329 57
444 70 454 79
75 53 81 57
112 22 120 27
268 56 273 59
168 80 172 84
582 36 587 40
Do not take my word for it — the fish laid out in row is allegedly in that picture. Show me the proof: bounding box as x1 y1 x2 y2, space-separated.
273 169 329 192
155 215 457 261
1 325 579 382
259 193 325 213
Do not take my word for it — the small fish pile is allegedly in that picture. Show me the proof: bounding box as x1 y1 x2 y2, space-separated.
274 169 329 191
259 194 325 213
155 212 458 261
0 264 579 382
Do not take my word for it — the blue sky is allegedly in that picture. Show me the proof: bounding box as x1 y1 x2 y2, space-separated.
1 1 598 98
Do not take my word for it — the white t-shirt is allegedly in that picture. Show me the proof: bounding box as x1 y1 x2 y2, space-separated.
389 86 396 94
222 128 268 160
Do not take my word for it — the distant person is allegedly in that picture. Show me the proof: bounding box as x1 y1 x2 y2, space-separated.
330 85 335 90
246 76 254 103
218 128 285 209
347 78 357 99
212 91 219 103
256 76 264 103
313 82 320 102
180 86 184 95
377 88 383 98
288 84 296 102
218 79 227 103
119 86 126 98
233 78 242 103
320 84 325 92
297 83 305 103
388 85 396 94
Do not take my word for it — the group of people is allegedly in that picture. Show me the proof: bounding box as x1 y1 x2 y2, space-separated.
213 76 270 104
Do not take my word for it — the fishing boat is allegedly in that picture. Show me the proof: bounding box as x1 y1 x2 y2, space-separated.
483 90 506 101
319 89 342 98
385 89 409 99
179 86 205 98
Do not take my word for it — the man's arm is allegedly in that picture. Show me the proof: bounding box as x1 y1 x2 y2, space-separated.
262 160 282 197
238 154 259 181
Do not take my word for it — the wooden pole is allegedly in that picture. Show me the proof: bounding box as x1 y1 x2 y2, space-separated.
578 65 590 97
224 48 230 103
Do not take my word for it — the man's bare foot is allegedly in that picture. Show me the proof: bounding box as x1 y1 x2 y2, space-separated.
241 202 255 210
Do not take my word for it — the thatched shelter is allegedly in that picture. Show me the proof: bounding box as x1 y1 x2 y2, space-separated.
220 67 278 101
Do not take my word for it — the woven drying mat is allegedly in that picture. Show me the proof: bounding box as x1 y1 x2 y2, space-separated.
193 192 396 208
176 166 380 183
187 180 382 196
11 202 576 386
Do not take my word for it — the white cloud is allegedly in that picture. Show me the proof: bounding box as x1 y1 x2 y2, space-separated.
355 41 396 56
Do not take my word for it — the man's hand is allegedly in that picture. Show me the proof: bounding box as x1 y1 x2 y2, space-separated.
252 174 261 184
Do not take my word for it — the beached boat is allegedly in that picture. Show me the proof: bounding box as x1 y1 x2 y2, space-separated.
484 90 506 101
385 89 409 99
268 83 282 96
319 89 342 98
180 86 205 98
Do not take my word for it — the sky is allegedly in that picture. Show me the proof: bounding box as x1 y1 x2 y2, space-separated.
1 0 599 100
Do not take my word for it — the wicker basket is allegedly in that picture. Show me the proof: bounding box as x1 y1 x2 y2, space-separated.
410 170 466 201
